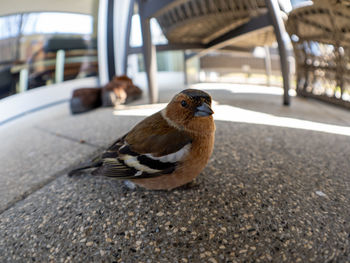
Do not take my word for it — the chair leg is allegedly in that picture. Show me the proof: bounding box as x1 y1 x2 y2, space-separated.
265 0 291 105
139 2 158 104
123 0 135 75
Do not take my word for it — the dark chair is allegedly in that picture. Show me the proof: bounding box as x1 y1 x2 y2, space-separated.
28 37 98 89
43 37 87 53
0 67 16 99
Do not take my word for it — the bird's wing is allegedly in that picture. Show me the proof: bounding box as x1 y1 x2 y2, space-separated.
97 111 192 179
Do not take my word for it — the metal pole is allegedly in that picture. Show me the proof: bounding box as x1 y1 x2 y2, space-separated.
97 0 111 86
264 45 272 86
265 0 290 105
183 51 188 85
19 68 28 92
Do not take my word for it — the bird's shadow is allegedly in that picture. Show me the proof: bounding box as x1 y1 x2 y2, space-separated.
68 172 202 193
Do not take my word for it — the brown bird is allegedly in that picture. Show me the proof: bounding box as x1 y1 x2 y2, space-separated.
69 89 215 190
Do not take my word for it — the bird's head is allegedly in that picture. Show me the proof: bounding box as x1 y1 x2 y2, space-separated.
163 89 214 133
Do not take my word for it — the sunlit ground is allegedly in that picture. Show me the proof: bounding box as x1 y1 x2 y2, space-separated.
113 84 350 137
199 72 289 87
190 82 297 96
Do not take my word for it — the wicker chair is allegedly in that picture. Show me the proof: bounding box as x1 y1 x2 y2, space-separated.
155 0 277 48
134 0 291 105
286 0 350 108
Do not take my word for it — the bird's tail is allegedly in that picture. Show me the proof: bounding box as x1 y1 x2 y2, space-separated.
68 159 102 177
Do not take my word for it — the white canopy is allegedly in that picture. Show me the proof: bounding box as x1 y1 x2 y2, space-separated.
0 0 94 16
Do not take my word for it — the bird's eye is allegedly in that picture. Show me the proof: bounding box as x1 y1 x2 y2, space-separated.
181 100 188 107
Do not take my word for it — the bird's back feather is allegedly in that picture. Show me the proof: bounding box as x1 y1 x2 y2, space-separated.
69 111 193 180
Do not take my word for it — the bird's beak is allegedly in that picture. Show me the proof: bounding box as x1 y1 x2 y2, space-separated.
194 102 214 117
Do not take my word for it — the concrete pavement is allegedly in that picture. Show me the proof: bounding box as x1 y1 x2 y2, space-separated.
0 84 349 262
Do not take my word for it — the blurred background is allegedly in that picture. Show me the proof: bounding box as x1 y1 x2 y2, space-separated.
0 0 309 100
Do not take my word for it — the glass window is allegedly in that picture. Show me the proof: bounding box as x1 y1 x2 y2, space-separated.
0 11 96 98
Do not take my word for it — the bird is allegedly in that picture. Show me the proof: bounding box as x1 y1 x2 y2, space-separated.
68 89 215 190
